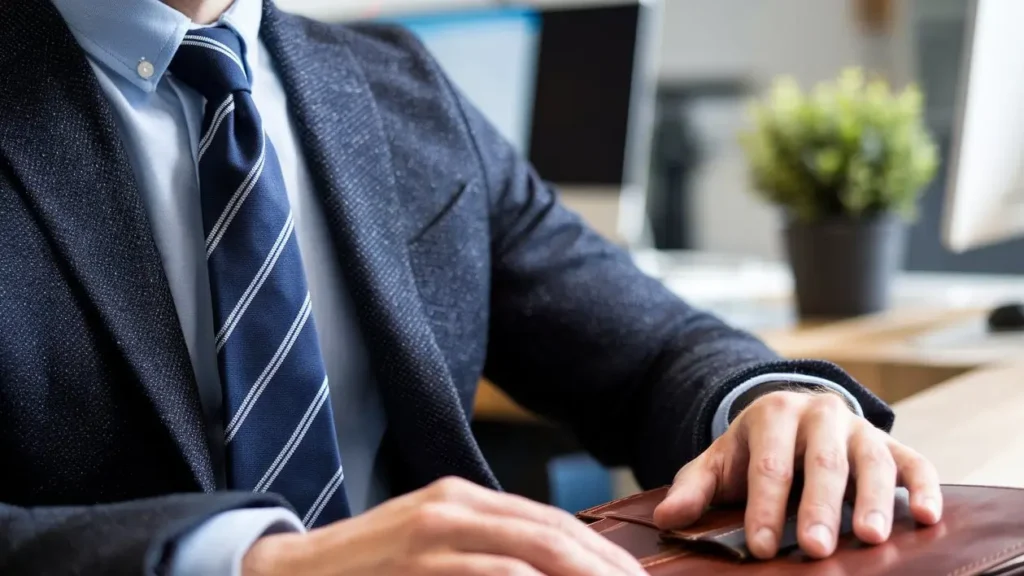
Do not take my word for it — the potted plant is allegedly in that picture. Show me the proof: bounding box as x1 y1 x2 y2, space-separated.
740 68 939 318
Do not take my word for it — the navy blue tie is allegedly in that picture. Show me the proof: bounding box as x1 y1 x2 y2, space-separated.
170 27 351 527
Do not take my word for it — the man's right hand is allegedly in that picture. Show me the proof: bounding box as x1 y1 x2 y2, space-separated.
242 477 646 576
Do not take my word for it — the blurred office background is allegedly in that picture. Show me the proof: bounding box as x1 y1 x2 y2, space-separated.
272 0 1024 510
276 0 1024 274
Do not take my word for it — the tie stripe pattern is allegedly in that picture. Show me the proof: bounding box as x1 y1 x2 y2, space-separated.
170 27 351 527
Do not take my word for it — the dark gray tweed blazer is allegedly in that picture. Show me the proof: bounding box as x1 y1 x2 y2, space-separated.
0 0 894 573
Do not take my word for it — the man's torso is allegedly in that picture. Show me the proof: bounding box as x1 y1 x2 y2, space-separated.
0 1 495 508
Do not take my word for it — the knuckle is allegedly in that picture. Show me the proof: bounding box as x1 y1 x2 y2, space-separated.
703 444 729 477
754 454 794 483
690 438 729 480
411 502 463 535
429 476 473 501
807 401 842 423
860 443 895 471
527 529 570 564
810 448 848 474
812 392 848 412
755 391 795 412
545 507 581 531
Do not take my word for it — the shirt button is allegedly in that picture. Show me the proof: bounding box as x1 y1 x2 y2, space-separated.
137 59 155 80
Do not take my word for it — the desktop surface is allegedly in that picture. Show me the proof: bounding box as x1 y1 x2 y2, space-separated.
634 250 1024 402
634 249 1024 332
891 361 1024 487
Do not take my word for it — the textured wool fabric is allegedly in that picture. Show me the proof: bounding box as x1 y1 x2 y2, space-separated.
0 0 894 573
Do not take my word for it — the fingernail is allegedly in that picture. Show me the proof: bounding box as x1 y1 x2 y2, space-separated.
808 524 833 551
865 511 886 536
924 497 941 520
752 527 776 554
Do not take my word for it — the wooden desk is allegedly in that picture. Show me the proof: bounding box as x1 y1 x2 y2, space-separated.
891 361 1024 487
757 306 1002 403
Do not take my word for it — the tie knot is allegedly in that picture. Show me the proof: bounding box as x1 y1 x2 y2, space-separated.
170 27 250 99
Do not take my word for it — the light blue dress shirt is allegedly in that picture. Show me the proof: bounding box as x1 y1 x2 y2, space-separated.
51 0 391 572
50 0 861 573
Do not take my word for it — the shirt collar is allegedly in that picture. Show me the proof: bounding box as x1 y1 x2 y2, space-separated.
51 0 263 94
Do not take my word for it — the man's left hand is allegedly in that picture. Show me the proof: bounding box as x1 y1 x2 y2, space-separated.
652 390 942 559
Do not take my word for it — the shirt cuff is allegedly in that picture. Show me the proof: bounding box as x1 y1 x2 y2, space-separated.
711 373 864 439
168 507 305 576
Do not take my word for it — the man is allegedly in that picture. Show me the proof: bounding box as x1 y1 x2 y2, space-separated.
0 0 941 574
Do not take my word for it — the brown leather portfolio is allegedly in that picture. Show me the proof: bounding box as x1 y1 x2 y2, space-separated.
578 485 1024 575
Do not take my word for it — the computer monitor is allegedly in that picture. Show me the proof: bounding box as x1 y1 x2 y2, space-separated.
943 0 1024 253
943 0 1024 329
376 1 660 245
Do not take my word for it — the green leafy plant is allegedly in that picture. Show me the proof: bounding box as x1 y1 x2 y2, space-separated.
739 68 939 223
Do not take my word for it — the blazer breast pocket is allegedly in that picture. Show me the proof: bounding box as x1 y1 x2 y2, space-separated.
407 180 491 389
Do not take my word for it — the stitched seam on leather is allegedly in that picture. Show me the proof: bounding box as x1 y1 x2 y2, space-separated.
578 490 657 517
946 541 1024 576
642 550 692 568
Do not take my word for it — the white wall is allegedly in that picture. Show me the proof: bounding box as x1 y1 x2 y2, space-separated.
276 0 912 257
659 0 897 259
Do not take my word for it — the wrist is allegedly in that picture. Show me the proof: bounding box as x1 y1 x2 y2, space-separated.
242 532 309 576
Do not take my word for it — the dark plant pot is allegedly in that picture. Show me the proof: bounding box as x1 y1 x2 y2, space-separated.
785 214 907 319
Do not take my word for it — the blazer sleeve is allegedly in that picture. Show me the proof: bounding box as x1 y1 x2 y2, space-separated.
444 79 896 490
0 492 289 576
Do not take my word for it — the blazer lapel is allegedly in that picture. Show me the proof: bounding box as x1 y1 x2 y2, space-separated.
262 4 499 490
0 1 215 491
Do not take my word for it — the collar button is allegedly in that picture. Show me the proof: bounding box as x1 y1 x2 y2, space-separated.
137 59 155 80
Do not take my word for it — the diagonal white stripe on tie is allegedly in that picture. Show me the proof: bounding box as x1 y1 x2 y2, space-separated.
224 294 313 442
303 465 346 528
205 133 266 257
255 376 331 493
215 212 296 350
198 97 236 161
